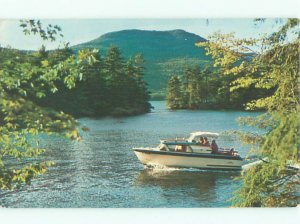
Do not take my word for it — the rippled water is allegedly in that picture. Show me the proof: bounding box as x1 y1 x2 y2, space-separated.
0 101 262 207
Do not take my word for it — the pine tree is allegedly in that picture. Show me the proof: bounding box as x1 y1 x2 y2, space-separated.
133 54 151 112
104 45 128 110
180 65 192 108
166 76 183 109
77 49 108 115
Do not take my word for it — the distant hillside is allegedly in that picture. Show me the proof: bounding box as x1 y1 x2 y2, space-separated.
72 29 212 94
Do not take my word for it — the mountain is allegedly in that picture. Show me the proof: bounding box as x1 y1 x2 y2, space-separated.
72 29 212 95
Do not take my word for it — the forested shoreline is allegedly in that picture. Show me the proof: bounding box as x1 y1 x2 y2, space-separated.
0 45 151 117
166 64 274 111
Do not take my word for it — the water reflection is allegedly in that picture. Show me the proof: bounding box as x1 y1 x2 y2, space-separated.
135 169 239 205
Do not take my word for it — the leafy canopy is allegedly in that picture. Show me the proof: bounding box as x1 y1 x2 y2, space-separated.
197 18 299 207
0 20 102 190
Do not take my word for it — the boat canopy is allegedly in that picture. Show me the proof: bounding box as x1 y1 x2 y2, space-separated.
187 131 219 142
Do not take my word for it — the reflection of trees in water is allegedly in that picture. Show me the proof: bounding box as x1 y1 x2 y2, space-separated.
135 169 239 204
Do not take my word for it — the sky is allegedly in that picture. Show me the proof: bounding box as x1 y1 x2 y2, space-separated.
0 19 286 50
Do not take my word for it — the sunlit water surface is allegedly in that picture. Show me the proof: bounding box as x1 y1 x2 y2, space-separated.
0 101 262 207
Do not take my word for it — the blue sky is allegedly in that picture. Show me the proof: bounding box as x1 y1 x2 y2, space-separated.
0 19 285 50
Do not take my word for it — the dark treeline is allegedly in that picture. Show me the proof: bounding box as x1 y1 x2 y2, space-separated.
0 45 151 117
166 64 274 110
40 45 151 116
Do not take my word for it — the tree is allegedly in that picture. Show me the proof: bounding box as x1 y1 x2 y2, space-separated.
132 54 151 112
104 46 151 115
166 76 183 109
167 64 224 109
77 49 107 116
104 45 127 109
36 44 151 117
197 19 300 207
180 65 192 108
0 20 97 190
186 65 201 109
40 48 109 116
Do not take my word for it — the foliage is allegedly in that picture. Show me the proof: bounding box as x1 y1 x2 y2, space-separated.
0 20 122 190
197 19 300 207
166 63 269 110
1 20 152 191
20 20 63 41
166 76 183 109
38 46 151 117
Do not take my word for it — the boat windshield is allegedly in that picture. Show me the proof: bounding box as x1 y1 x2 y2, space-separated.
187 132 219 142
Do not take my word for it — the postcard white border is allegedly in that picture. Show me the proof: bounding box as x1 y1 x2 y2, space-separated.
0 0 299 224
0 0 299 18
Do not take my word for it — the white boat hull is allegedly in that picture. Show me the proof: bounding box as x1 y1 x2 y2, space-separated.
134 149 243 170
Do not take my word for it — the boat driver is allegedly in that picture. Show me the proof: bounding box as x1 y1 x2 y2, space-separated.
203 137 210 146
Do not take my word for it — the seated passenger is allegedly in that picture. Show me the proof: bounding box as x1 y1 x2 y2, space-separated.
199 136 204 145
211 140 218 154
203 137 210 146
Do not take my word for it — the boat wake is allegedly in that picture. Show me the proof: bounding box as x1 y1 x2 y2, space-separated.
144 163 181 171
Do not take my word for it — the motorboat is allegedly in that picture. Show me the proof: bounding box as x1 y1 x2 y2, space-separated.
133 131 243 171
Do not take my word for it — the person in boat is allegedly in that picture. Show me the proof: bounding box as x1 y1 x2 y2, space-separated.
203 137 210 146
211 140 218 154
199 136 204 145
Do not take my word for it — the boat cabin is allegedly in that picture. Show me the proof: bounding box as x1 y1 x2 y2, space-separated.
159 131 220 154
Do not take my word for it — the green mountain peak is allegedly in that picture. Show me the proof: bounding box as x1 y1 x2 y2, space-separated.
72 29 211 92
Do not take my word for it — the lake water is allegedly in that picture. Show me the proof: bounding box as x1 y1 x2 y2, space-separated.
0 101 262 208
